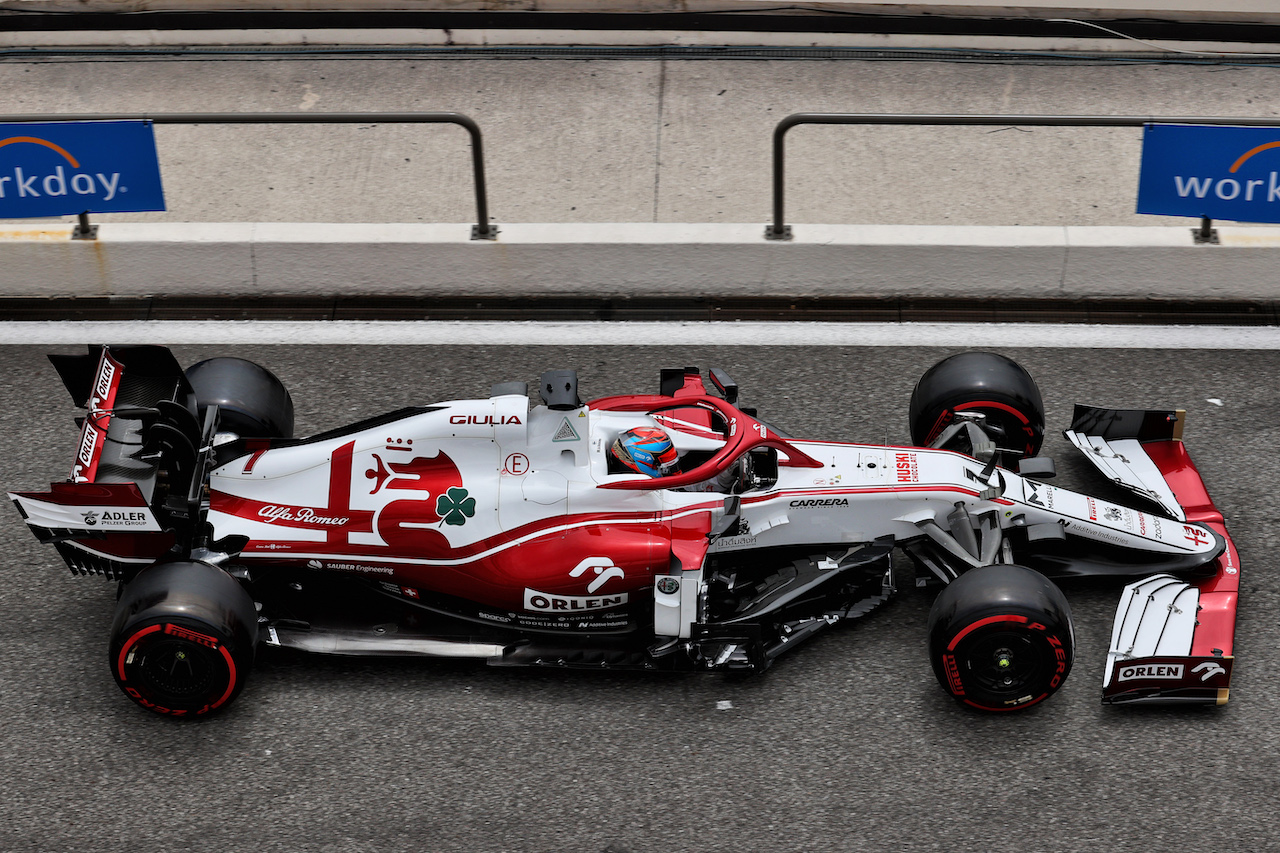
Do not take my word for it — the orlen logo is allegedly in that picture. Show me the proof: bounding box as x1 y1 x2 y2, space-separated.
569 557 625 593
1118 664 1184 682
91 357 116 407
1192 661 1227 682
0 136 126 202
77 423 99 469
523 589 629 612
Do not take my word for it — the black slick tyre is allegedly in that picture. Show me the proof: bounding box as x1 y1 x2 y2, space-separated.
927 565 1073 712
109 560 259 717
909 352 1045 458
185 356 294 439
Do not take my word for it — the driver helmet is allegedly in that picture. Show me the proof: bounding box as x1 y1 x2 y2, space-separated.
611 427 680 478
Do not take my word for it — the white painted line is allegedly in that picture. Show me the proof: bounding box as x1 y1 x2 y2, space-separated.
0 320 1277 348
8 222 1280 246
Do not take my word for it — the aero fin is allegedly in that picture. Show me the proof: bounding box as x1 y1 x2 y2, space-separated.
1102 573 1233 706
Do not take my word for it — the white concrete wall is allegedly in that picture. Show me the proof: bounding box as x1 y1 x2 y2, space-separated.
4 222 1278 300
4 6 1278 305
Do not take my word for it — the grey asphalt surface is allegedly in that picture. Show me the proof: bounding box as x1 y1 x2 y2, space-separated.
2 342 1278 853
2 56 1279 229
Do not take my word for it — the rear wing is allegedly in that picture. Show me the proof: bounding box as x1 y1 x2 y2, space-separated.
10 346 207 580
1067 405 1237 706
48 345 195 492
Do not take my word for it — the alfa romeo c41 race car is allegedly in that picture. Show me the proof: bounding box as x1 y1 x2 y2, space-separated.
10 347 1239 716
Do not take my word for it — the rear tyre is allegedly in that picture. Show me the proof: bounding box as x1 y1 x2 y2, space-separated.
909 352 1045 458
186 357 294 439
927 564 1073 711
109 560 259 717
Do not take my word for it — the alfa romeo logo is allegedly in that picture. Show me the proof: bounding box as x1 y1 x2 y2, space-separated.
436 487 476 526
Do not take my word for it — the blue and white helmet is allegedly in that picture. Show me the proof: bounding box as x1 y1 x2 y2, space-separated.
610 427 680 477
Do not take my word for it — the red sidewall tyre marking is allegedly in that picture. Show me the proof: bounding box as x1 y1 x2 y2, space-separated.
946 614 1029 652
212 646 238 711
116 623 163 682
952 399 1032 425
925 409 954 445
924 400 1036 448
942 614 1066 711
116 622 239 715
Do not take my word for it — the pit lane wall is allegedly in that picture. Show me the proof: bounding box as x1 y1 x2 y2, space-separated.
4 222 1279 300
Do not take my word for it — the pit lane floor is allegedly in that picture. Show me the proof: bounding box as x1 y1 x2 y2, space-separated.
0 334 1276 853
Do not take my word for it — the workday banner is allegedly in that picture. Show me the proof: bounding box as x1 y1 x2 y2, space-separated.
1137 123 1280 223
0 120 165 218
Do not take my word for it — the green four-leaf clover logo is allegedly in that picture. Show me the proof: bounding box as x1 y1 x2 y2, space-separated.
436 487 476 526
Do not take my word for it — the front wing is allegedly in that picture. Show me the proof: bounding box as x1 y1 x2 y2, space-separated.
1069 406 1238 705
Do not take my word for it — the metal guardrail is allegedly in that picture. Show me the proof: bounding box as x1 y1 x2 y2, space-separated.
767 113 1280 241
0 112 497 240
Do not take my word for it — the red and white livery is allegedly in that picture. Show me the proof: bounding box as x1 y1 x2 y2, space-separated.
10 348 1239 716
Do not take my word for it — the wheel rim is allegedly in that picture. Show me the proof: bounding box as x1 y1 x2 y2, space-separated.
963 631 1042 697
134 637 221 699
117 623 238 713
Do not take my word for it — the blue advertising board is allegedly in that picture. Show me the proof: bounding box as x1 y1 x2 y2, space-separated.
1137 123 1280 223
0 120 165 218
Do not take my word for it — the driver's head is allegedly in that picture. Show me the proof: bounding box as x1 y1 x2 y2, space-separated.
611 427 679 477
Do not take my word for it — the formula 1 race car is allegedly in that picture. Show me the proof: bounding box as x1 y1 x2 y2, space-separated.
10 347 1239 716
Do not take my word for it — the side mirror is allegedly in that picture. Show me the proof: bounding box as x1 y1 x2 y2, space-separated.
1017 457 1057 479
709 368 739 404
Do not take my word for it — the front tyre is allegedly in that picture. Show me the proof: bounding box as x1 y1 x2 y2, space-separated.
109 561 259 717
909 351 1045 458
927 565 1073 711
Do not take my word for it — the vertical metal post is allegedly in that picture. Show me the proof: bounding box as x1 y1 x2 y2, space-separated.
71 211 97 240
765 116 794 241
1193 215 1220 244
455 114 497 240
